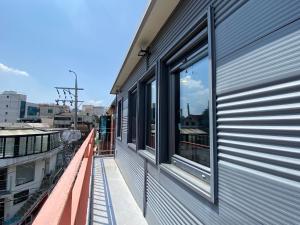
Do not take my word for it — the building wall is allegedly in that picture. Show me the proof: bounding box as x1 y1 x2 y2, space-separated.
1 147 62 221
0 91 26 123
114 0 300 225
4 159 45 220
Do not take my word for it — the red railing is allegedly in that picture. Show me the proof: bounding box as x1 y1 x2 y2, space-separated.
32 129 95 225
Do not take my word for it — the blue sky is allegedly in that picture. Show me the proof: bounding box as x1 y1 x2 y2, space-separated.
0 0 148 107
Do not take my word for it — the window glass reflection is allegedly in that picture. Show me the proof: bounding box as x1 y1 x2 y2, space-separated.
176 56 210 167
146 80 156 149
130 90 137 144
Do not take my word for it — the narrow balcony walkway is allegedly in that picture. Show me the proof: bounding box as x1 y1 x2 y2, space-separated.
90 156 148 225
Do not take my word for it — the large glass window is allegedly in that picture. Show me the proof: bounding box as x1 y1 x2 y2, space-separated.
42 135 48 152
0 138 4 157
27 136 34 155
35 136 42 153
19 137 27 156
128 89 137 144
16 162 35 186
146 79 156 150
117 100 122 138
5 138 14 157
175 54 210 167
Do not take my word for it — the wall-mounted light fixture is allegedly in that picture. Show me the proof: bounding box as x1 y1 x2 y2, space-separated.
138 47 150 57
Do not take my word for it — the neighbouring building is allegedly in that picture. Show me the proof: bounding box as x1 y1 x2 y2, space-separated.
39 104 69 118
82 105 105 117
24 102 40 120
0 91 26 123
0 127 64 224
109 0 300 225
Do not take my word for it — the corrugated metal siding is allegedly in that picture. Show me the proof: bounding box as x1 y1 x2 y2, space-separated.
115 142 144 209
149 0 210 66
219 161 300 225
213 0 248 26
217 20 300 94
147 162 260 225
217 75 300 181
216 0 300 62
146 173 203 225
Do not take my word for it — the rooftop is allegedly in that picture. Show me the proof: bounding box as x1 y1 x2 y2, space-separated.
0 128 58 136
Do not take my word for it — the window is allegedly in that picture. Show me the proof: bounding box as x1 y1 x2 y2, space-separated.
16 162 35 186
6 105 8 108
27 136 34 155
0 169 7 191
48 109 53 114
5 138 14 157
175 55 210 167
169 44 212 175
117 100 122 138
128 89 137 144
35 136 42 153
5 112 7 115
145 79 156 151
13 190 29 205
164 10 216 202
42 135 48 152
19 137 27 156
0 138 4 158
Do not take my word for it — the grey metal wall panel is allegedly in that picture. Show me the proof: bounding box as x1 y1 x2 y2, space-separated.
217 20 300 94
217 74 300 181
115 141 144 209
146 160 259 225
213 0 248 26
216 0 300 62
219 161 300 225
147 173 203 225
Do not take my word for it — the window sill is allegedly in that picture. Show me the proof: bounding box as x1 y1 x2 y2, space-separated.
117 136 122 141
127 143 137 151
138 150 156 165
160 163 212 202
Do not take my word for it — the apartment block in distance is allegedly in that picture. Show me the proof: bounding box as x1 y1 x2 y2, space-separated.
0 91 26 123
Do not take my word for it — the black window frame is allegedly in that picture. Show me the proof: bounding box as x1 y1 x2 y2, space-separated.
127 85 138 148
116 99 123 139
13 190 29 205
137 64 157 157
158 7 217 202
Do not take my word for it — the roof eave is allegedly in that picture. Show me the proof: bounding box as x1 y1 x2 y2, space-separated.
110 0 180 94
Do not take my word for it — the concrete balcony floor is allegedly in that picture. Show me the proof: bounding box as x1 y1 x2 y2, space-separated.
90 156 148 225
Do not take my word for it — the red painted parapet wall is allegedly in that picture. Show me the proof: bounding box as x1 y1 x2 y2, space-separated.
32 129 95 225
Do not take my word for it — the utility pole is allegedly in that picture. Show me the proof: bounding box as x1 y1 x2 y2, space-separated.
69 70 78 130
55 70 83 130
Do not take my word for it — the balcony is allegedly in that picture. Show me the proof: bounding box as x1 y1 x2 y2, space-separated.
31 129 147 225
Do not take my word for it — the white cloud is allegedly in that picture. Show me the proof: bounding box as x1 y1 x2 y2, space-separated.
84 99 103 106
0 63 29 77
180 75 209 116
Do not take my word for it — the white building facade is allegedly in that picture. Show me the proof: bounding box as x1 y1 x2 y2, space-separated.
0 91 27 123
0 129 64 224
